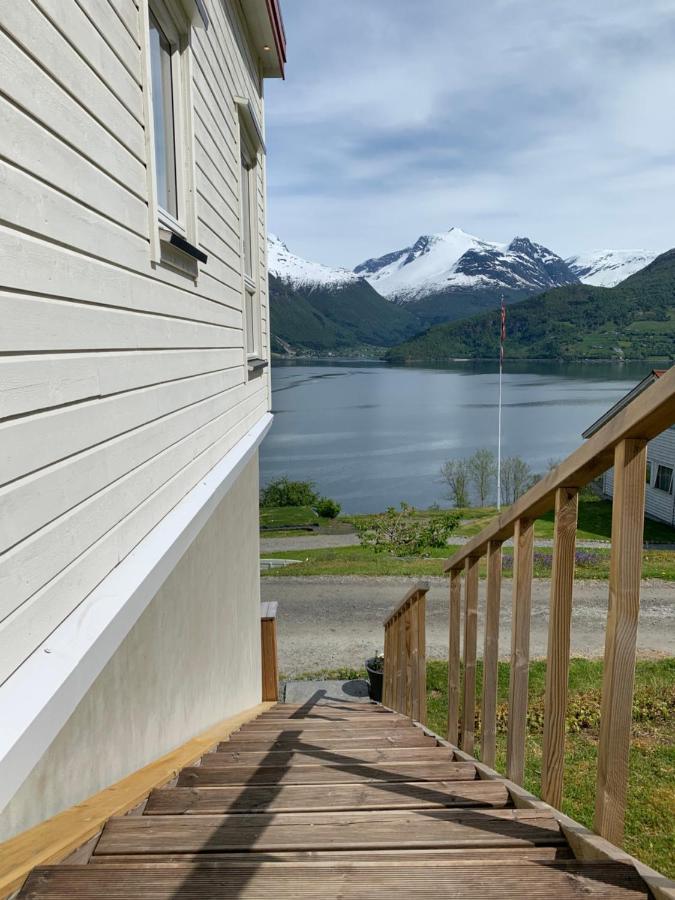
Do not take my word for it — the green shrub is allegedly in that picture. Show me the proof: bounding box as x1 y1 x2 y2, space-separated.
355 502 460 555
260 477 319 508
315 497 341 518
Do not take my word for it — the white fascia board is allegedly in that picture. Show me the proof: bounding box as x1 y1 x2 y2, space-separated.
0 412 273 816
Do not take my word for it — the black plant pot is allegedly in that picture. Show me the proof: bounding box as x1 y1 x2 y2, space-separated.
365 659 383 702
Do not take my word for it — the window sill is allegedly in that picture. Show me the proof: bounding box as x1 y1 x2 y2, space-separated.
159 226 208 264
247 357 268 372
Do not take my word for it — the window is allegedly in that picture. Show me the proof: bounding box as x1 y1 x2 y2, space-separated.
655 464 673 493
240 134 260 359
149 11 178 218
145 0 198 257
646 460 652 485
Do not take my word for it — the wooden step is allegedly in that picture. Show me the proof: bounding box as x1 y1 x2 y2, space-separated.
257 712 407 722
89 845 574 864
236 720 417 734
228 729 427 743
201 746 455 767
218 734 436 752
178 760 477 787
19 860 648 899
94 808 565 855
145 779 509 815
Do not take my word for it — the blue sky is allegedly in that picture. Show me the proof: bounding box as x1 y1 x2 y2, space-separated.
265 0 675 269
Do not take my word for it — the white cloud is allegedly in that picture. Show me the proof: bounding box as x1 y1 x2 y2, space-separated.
266 0 675 267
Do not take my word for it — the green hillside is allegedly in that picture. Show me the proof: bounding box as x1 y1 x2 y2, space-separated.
386 249 675 362
270 274 422 354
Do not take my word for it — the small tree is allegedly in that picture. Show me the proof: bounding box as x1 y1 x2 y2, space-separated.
355 503 460 556
260 477 319 508
500 456 536 505
469 449 497 506
439 459 471 508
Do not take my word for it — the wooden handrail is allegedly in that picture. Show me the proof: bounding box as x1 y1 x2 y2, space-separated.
444 365 675 572
382 580 430 626
382 583 428 723
444 364 675 848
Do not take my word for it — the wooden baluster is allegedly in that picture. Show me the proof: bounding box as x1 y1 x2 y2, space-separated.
396 611 405 713
594 439 647 845
541 487 578 807
410 593 420 721
404 599 414 718
481 540 503 768
461 556 480 754
417 588 427 724
448 568 462 744
383 622 390 707
506 517 534 785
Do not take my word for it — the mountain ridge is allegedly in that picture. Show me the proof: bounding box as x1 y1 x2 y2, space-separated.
384 249 675 363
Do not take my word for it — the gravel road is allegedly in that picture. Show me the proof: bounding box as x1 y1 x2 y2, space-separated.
261 576 675 676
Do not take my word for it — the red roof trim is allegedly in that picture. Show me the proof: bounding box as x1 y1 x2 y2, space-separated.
265 0 286 75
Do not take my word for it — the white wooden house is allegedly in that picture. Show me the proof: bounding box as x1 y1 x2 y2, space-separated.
0 0 286 840
583 370 675 527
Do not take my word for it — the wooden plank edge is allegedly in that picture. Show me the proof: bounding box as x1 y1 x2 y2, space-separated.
447 739 675 900
0 701 274 899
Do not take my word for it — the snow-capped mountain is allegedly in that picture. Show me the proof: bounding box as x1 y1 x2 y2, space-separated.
565 250 658 288
354 227 579 301
268 234 360 288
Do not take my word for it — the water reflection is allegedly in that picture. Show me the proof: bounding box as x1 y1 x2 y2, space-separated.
260 360 653 513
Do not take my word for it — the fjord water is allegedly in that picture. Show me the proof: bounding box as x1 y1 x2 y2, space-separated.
260 360 651 514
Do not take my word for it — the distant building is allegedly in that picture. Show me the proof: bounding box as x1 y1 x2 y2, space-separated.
583 370 675 526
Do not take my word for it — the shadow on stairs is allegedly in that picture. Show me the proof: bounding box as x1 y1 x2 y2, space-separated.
18 697 651 899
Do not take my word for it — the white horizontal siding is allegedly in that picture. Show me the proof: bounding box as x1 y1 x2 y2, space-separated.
601 429 675 526
0 0 270 678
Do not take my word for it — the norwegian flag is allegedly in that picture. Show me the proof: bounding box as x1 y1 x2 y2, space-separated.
500 297 506 363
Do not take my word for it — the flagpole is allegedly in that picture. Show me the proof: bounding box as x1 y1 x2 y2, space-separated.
497 297 505 511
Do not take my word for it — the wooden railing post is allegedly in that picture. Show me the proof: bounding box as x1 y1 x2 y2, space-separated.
480 540 502 768
506 517 534 785
541 486 578 808
260 601 279 702
461 556 480 754
594 439 647 845
447 568 462 744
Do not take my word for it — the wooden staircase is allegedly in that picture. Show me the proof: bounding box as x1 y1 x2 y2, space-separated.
18 699 650 899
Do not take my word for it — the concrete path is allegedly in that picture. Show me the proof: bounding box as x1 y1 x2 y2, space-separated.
261 575 675 676
283 679 371 704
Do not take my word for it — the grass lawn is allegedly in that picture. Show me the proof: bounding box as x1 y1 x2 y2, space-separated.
291 658 675 877
261 543 675 580
261 497 675 546
341 496 675 545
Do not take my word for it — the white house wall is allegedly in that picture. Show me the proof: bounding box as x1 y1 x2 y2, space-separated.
0 454 263 841
0 0 271 683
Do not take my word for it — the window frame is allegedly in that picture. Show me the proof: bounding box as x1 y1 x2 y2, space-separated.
654 463 673 494
143 0 198 261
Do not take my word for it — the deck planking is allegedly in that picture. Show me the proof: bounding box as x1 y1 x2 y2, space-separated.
16 699 650 900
